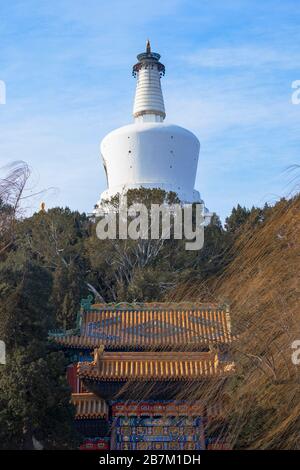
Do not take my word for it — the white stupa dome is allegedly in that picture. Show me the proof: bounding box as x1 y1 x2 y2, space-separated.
95 40 204 209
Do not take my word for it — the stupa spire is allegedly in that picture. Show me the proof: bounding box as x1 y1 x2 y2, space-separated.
132 41 166 122
146 39 151 54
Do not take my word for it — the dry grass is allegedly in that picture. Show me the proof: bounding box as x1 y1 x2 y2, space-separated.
168 196 300 449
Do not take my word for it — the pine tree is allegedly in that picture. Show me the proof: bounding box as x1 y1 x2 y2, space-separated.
225 204 251 233
17 207 90 329
0 256 78 449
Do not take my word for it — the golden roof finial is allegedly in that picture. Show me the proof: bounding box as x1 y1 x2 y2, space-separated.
146 39 151 54
39 201 46 212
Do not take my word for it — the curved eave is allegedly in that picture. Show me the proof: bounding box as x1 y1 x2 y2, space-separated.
77 352 235 382
72 393 108 420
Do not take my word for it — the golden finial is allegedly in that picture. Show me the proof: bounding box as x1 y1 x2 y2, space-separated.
39 201 46 212
146 39 151 54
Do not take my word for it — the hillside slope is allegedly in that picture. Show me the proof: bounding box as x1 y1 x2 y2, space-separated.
168 196 300 449
215 196 300 449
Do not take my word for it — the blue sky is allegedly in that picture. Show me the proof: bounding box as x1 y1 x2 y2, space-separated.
0 0 299 221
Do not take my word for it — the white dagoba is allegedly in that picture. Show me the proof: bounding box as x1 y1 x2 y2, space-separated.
95 41 203 210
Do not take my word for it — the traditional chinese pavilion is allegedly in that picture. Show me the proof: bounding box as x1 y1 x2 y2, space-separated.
50 297 234 450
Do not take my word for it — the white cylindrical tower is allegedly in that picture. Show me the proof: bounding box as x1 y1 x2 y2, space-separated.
133 40 166 122
95 41 203 209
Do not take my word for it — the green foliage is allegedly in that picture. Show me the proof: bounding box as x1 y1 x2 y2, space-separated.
0 256 78 449
51 260 86 329
188 213 230 280
0 188 287 449
102 187 180 209
0 257 53 351
0 349 78 449
126 267 177 302
16 207 90 326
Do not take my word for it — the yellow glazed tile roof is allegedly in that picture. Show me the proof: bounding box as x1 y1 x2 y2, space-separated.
77 351 235 381
71 393 108 419
53 303 232 349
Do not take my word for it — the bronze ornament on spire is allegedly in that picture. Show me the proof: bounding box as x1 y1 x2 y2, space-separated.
146 39 151 54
